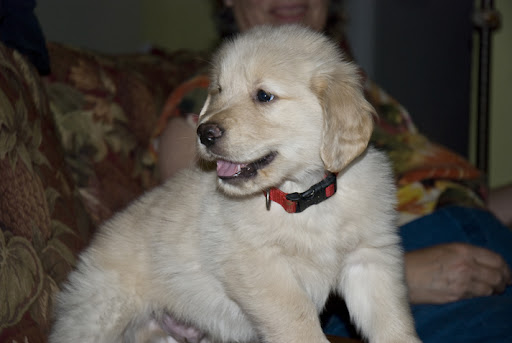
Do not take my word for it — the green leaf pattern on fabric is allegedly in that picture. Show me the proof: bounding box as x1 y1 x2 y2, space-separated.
0 231 44 330
1 43 88 338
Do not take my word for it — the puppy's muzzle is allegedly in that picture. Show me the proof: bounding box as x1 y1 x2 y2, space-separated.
197 122 224 148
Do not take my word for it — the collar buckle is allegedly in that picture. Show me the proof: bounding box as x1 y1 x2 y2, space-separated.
285 172 337 213
265 172 337 213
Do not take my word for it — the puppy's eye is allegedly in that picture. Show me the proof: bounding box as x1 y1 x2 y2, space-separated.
256 89 274 103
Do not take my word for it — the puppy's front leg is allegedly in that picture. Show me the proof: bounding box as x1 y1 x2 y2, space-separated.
338 245 421 343
223 254 329 343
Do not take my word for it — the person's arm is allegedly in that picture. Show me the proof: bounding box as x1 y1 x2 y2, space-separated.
404 243 512 304
158 116 198 181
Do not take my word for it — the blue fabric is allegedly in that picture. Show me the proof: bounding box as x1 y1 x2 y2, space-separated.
0 0 50 75
323 206 512 342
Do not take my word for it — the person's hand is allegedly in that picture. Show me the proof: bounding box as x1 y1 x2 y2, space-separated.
404 243 512 304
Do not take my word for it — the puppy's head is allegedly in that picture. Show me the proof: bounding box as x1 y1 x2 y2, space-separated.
197 25 374 196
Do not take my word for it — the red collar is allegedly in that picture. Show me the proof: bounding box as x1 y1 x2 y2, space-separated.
263 173 337 213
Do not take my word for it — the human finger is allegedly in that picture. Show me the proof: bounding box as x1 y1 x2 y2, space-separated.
472 245 508 268
471 246 512 284
470 262 510 295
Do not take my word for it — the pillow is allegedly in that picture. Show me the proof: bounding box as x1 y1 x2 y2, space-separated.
44 43 209 225
0 42 92 341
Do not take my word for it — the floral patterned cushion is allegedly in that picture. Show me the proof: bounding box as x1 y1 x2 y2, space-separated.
0 43 93 342
0 41 209 342
44 43 208 225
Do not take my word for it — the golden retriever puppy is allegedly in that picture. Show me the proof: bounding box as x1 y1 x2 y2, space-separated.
50 25 421 343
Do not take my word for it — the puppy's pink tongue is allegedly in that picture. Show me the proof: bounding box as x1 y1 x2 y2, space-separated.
216 160 246 177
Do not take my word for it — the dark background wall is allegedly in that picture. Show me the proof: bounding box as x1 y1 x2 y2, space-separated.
345 0 474 158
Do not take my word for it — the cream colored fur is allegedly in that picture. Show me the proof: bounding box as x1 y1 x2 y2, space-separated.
50 25 421 343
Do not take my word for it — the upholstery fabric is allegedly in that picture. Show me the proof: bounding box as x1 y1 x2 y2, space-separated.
0 43 92 342
0 41 208 341
44 43 208 225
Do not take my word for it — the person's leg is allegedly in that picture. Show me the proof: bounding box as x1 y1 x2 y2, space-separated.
400 206 512 264
400 206 512 343
323 206 512 342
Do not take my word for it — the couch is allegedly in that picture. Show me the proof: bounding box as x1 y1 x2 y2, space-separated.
0 40 210 342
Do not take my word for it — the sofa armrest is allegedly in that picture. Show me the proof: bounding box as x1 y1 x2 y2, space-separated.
0 42 94 341
44 43 209 225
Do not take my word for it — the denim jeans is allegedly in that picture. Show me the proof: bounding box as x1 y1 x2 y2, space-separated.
322 206 512 342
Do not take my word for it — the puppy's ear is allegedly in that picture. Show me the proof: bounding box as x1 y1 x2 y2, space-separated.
312 63 375 173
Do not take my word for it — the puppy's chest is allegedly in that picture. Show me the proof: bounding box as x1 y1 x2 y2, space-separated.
274 216 343 305
204 195 348 276
201 203 346 307
282 220 342 273
237 208 344 272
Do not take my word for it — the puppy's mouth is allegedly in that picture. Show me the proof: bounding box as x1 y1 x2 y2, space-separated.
216 152 276 181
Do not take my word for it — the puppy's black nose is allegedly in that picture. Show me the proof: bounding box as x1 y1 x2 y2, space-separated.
197 123 224 147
